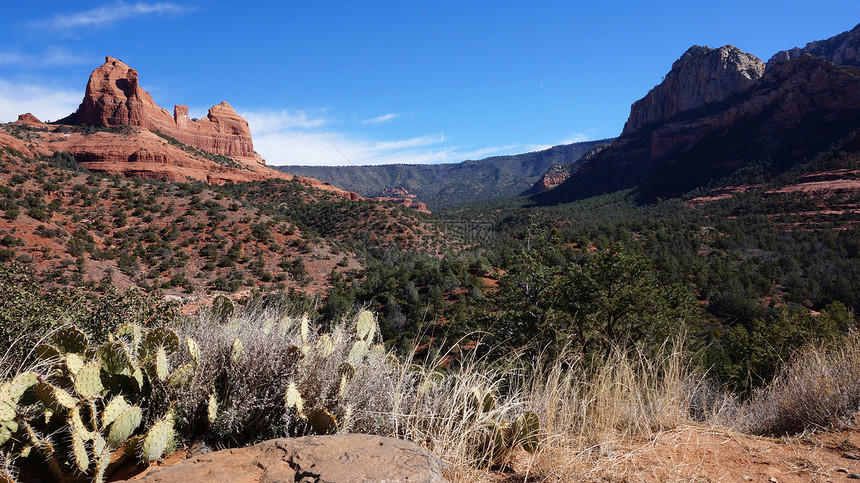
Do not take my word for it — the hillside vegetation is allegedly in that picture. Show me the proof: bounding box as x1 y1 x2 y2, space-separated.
276 139 611 209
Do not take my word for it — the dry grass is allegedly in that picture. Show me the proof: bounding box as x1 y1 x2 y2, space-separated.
391 333 740 480
169 303 403 447
743 332 860 436
3 305 858 481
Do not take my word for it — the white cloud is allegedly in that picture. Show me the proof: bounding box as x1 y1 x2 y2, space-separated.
0 48 90 67
32 2 194 30
361 113 401 125
244 108 517 166
242 109 331 135
0 79 80 123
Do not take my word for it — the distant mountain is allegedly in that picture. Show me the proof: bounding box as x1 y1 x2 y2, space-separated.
275 139 611 210
537 23 860 204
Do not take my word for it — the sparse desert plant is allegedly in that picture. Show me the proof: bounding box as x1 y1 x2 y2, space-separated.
168 304 400 447
743 333 860 435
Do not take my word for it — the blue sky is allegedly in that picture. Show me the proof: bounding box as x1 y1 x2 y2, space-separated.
1 2 859 166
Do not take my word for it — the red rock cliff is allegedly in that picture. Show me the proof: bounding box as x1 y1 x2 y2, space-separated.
75 56 255 159
622 46 764 135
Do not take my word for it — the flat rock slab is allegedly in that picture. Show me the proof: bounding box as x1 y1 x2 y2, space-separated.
131 434 448 483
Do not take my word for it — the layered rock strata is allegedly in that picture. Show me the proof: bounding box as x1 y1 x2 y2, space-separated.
76 56 256 160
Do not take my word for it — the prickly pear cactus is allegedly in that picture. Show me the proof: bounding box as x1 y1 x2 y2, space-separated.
140 410 175 462
211 295 235 324
0 323 197 483
355 310 376 342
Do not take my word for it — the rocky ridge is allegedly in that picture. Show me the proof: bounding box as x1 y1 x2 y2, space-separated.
768 22 860 68
622 45 765 135
543 23 860 202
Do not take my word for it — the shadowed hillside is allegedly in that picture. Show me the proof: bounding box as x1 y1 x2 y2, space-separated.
275 139 611 209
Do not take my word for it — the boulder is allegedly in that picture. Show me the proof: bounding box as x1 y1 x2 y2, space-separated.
131 434 448 483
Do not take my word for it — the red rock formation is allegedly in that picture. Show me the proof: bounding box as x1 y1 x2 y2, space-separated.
75 56 255 159
553 26 860 202
532 164 572 192
623 46 764 135
15 113 42 124
370 196 430 213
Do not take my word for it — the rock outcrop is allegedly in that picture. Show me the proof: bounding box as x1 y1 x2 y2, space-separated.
75 56 256 160
768 22 860 68
531 164 573 192
542 25 860 203
15 113 41 124
133 434 448 483
622 46 764 135
370 187 431 213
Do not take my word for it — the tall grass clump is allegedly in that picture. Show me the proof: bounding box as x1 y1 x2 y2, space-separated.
390 333 738 478
743 332 860 436
169 302 401 447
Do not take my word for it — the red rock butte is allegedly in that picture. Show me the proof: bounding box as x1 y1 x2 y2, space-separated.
77 56 256 160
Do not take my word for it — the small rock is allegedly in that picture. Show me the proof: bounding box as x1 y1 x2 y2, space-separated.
847 474 860 480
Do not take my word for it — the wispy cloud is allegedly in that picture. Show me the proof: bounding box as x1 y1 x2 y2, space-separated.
0 79 80 123
0 48 90 67
32 2 194 30
361 113 401 125
243 108 517 166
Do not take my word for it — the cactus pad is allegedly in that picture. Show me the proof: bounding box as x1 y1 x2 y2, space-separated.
315 335 335 358
0 372 37 420
211 295 235 323
35 344 61 362
154 346 169 382
512 411 540 453
93 441 111 483
347 340 368 366
101 395 131 428
0 420 17 445
116 322 142 350
142 327 180 358
71 431 89 472
338 363 355 380
231 338 244 364
64 352 85 376
140 411 175 462
306 407 338 435
356 310 375 341
100 340 133 375
35 380 77 411
167 363 195 388
186 337 201 365
299 314 310 344
108 406 142 449
207 393 218 424
0 399 14 424
53 326 89 354
74 361 104 399
285 382 304 413
370 343 386 359
69 405 94 441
